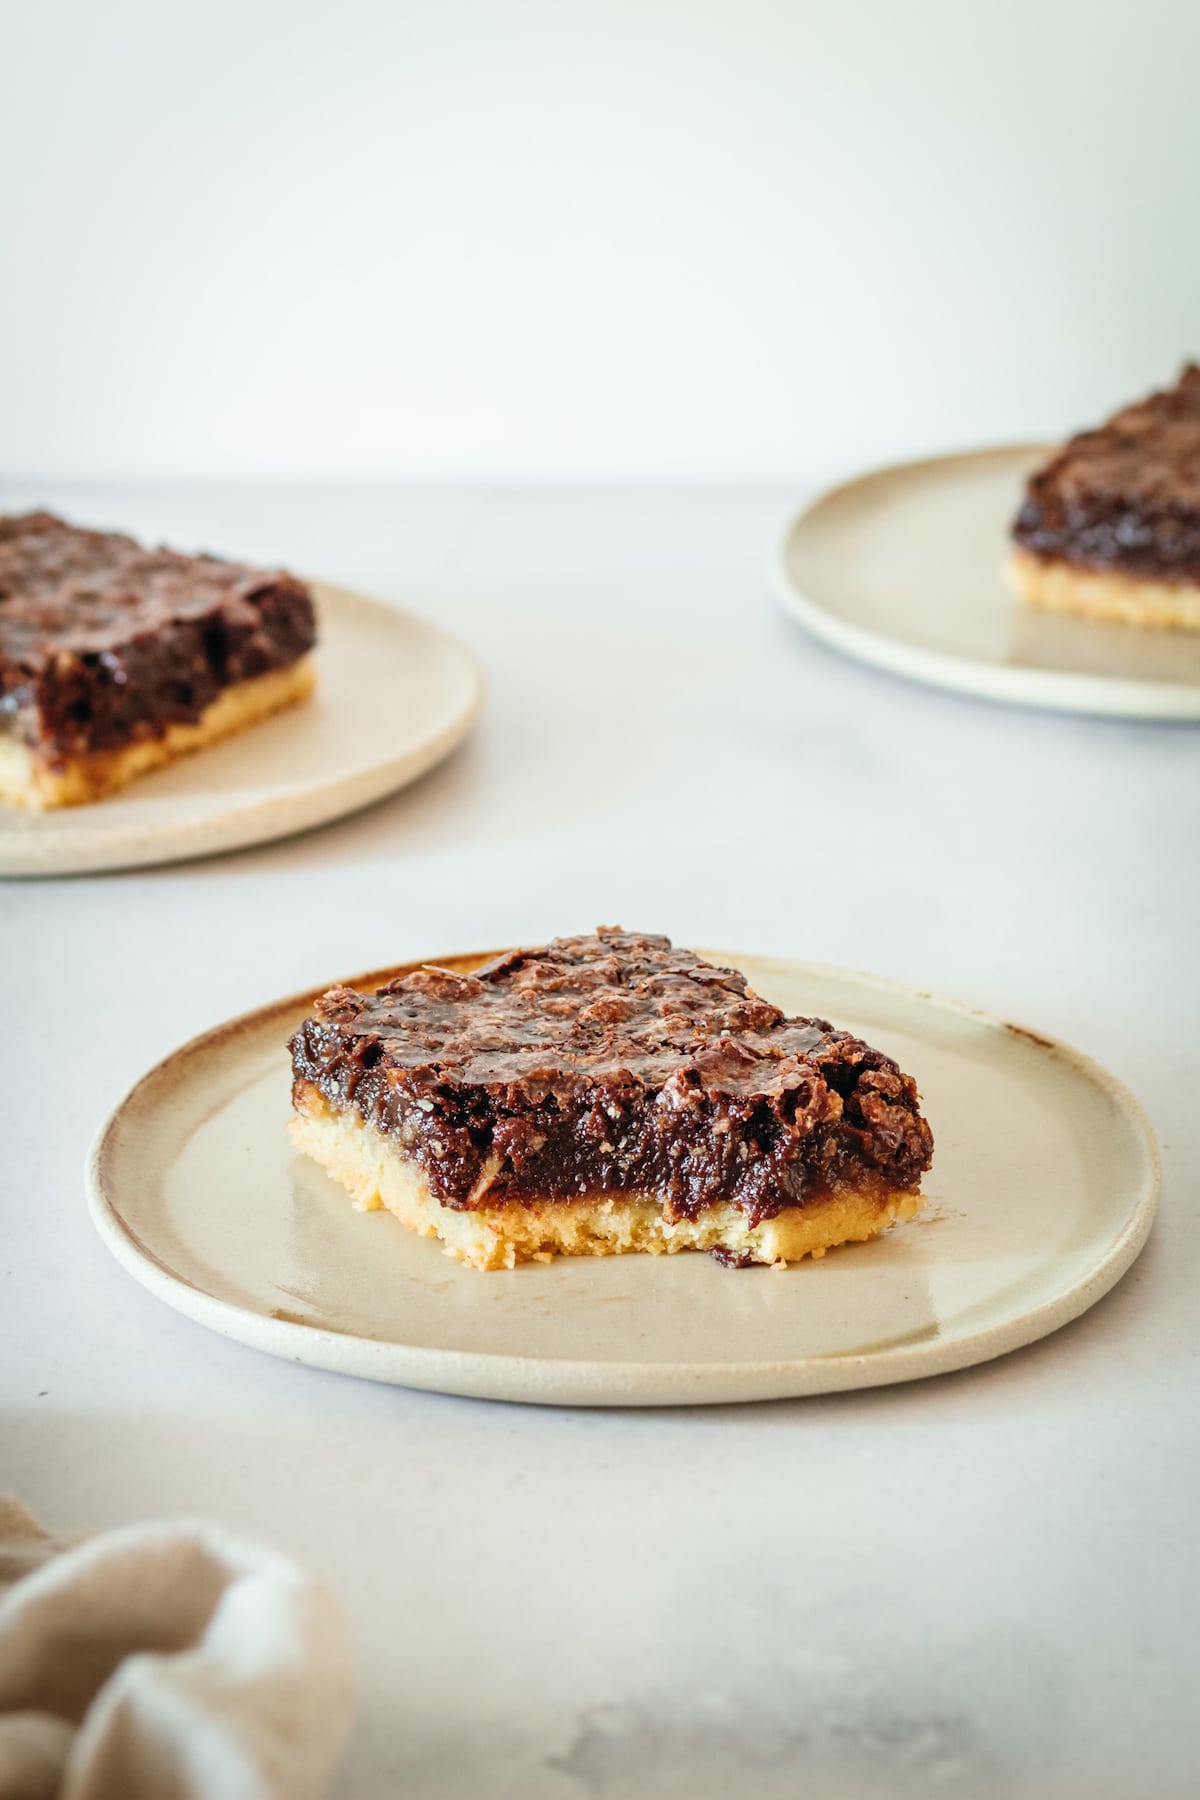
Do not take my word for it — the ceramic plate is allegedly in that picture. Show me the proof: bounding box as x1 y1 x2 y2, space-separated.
776 446 1200 718
86 951 1159 1407
0 582 483 877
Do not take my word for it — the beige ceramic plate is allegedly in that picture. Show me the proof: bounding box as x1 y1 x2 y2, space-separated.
0 582 483 877
86 951 1159 1408
777 446 1200 717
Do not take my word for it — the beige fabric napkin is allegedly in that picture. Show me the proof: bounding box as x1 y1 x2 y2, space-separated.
0 1497 352 1800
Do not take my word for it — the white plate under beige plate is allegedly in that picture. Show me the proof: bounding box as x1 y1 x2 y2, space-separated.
86 951 1159 1408
776 446 1200 718
0 582 483 877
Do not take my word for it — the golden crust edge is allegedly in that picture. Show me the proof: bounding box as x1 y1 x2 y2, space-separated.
1008 547 1200 632
288 1088 925 1272
0 655 316 810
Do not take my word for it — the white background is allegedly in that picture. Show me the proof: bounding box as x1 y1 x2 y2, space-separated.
3 0 1199 484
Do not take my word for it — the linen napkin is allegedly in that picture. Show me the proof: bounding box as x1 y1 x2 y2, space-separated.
0 1497 352 1800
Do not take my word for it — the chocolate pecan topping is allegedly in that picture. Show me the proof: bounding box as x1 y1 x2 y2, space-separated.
0 511 316 763
289 930 934 1225
1013 364 1200 582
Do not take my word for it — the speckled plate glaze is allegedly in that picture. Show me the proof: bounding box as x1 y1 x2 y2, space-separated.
776 446 1200 718
0 582 483 877
85 951 1159 1407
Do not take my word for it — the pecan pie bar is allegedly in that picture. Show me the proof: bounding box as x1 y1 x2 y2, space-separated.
288 930 934 1271
0 511 317 807
1010 364 1200 631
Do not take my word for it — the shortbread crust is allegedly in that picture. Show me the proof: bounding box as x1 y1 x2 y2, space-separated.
1008 548 1200 632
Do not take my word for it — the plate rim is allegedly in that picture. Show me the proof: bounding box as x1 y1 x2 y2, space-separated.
85 950 1162 1408
774 444 1200 720
0 581 485 879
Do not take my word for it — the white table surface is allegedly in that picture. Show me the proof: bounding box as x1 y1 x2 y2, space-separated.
2 485 1197 1799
